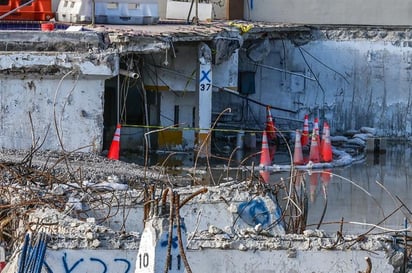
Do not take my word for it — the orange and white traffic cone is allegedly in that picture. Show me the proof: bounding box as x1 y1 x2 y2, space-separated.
259 170 270 184
259 130 271 168
321 122 333 162
301 114 309 147
293 130 304 165
265 106 277 141
259 131 272 183
108 124 121 160
309 130 320 163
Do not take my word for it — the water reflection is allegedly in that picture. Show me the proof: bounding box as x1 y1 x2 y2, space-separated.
287 141 412 234
129 140 412 234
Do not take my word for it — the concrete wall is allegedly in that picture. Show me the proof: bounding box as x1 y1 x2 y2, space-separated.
245 0 412 25
36 248 393 273
232 32 412 137
0 52 117 152
0 78 105 152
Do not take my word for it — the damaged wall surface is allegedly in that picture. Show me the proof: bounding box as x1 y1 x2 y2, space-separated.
215 27 412 137
0 77 105 152
0 51 117 151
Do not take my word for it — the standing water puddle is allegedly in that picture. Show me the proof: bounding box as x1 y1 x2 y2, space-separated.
128 140 412 235
303 141 412 234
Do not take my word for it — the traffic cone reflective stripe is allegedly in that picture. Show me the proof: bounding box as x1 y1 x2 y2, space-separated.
265 106 277 141
108 124 121 160
321 122 333 162
301 114 309 146
293 130 304 165
309 133 320 163
260 131 271 168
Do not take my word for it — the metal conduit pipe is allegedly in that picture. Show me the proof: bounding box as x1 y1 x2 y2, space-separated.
119 69 140 79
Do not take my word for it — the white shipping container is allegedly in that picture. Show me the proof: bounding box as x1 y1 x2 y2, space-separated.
55 0 158 24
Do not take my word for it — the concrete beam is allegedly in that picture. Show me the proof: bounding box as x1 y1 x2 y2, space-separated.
0 52 118 77
0 31 105 52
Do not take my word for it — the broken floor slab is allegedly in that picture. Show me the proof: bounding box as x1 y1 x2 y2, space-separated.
2 207 398 273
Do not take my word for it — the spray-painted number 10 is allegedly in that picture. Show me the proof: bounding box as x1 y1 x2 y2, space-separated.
138 253 150 268
138 253 182 270
200 83 211 92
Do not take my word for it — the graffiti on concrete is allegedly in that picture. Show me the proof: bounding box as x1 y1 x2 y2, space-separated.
159 222 187 249
237 198 272 227
44 252 132 273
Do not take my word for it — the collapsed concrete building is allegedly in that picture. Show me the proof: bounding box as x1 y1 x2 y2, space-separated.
3 1 412 153
1 0 412 272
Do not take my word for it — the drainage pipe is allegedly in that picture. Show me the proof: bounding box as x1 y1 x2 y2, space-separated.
119 69 139 79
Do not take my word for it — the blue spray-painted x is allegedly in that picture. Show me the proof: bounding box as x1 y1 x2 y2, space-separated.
200 70 211 83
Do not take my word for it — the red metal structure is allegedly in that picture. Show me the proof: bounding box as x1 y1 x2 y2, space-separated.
0 0 54 21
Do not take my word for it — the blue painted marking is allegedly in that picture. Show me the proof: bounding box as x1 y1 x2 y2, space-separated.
90 258 107 273
62 253 84 273
114 258 131 273
44 261 53 273
200 70 211 83
237 198 270 227
160 234 178 249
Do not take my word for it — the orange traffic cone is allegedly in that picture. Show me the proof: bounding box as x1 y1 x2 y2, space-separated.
259 170 270 184
309 130 320 163
321 122 333 162
259 130 272 168
259 130 271 184
108 124 121 160
265 106 277 141
293 130 304 165
301 114 309 146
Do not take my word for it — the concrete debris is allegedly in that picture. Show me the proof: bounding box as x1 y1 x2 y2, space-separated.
0 126 408 272
28 207 141 250
187 229 393 252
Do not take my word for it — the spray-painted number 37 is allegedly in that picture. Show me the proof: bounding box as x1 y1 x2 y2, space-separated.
138 253 182 270
200 83 211 91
